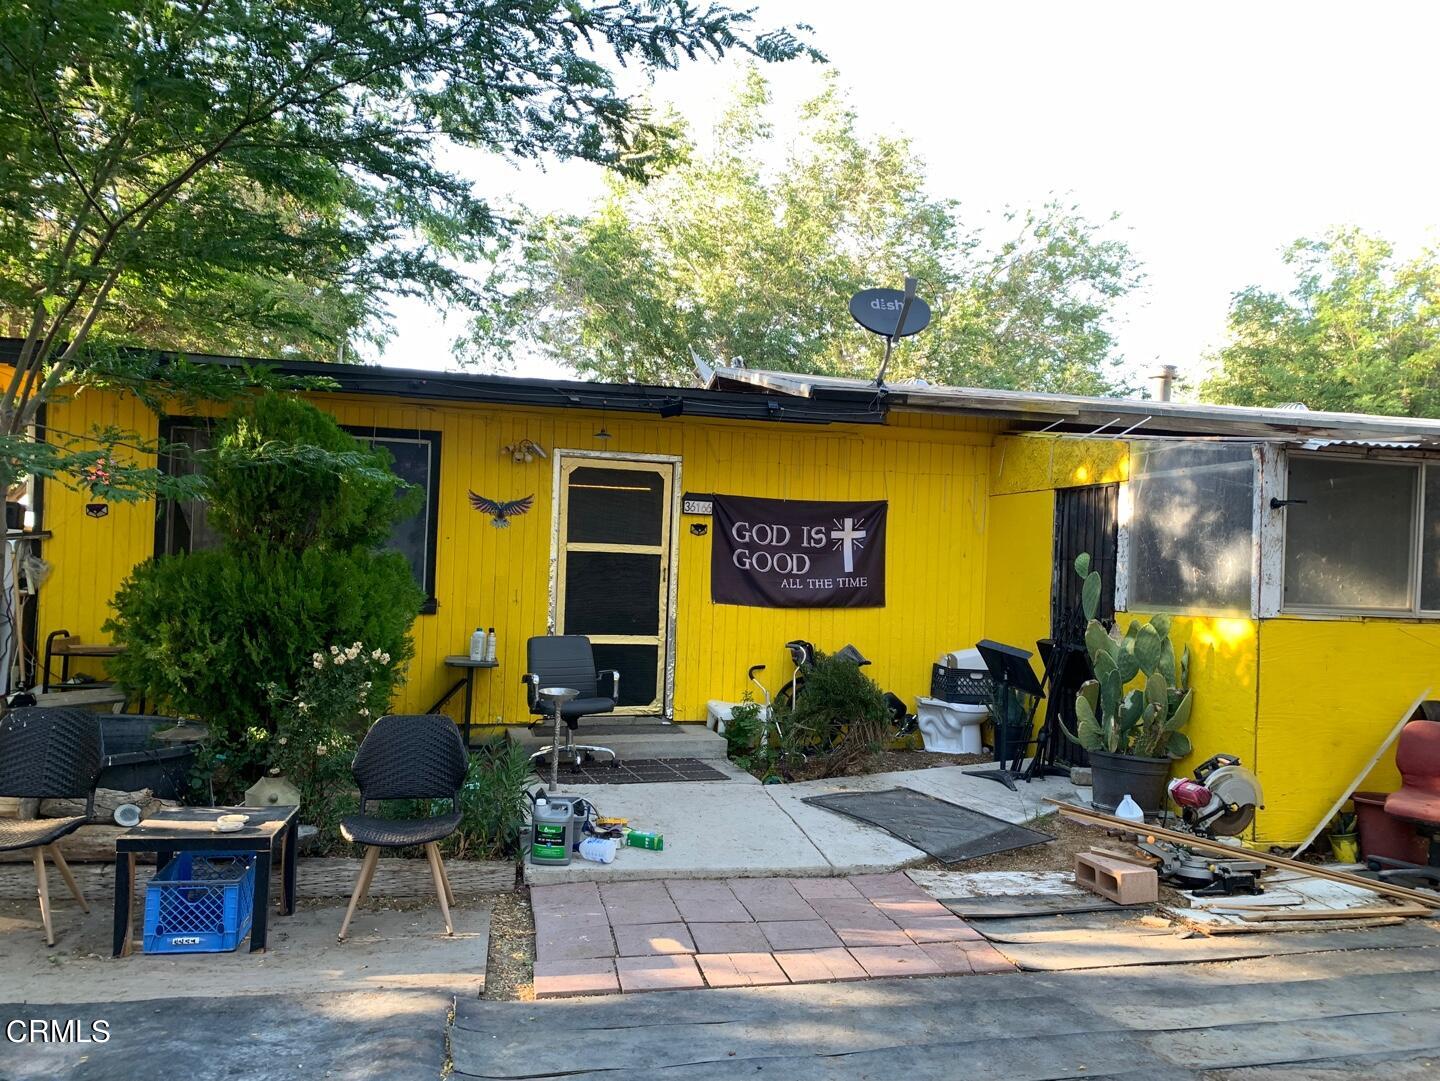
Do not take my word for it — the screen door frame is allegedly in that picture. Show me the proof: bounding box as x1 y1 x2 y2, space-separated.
548 449 682 719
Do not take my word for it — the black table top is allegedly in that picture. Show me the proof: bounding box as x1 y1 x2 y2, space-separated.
115 805 296 851
444 655 499 668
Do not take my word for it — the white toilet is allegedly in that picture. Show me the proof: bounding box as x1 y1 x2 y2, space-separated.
915 647 989 755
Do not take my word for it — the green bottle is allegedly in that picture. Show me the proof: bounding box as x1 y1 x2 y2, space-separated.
625 829 664 851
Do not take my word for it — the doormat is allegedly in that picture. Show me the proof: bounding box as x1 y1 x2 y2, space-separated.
801 788 1053 863
553 757 729 785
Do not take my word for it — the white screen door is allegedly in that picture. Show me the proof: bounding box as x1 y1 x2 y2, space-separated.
554 456 675 714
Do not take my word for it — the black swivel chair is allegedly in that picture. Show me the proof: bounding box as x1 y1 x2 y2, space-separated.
522 635 619 771
0 708 103 945
338 714 468 941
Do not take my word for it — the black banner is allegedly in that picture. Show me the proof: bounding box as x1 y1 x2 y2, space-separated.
711 495 887 608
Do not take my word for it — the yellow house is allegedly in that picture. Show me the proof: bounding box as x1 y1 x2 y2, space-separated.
23 348 1440 846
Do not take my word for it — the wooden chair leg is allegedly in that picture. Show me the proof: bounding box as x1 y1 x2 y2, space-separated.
424 843 454 936
48 845 89 912
32 848 54 947
439 854 456 907
337 846 380 942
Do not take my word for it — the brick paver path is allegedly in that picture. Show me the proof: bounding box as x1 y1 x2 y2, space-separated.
531 873 1015 997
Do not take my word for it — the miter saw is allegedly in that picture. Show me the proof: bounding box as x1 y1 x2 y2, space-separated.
1137 754 1268 896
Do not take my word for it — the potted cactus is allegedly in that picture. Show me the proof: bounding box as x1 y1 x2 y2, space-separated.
1060 553 1194 816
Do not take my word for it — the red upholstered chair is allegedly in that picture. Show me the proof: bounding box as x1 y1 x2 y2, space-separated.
1370 720 1440 887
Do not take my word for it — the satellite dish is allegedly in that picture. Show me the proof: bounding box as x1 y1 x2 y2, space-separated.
849 288 931 338
849 276 931 386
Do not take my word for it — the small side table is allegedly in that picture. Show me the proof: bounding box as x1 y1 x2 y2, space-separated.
113 805 299 956
433 656 499 746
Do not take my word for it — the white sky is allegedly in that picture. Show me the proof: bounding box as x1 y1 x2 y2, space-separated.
370 0 1440 391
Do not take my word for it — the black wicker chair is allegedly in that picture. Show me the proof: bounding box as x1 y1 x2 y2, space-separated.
0 708 104 945
522 635 619 770
337 714 468 941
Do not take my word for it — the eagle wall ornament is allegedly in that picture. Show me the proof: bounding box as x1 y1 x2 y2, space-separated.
468 491 534 528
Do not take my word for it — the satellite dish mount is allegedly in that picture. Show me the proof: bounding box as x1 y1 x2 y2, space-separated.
849 277 931 386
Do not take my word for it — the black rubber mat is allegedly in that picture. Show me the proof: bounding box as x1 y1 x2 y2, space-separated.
553 757 729 784
802 787 1053 863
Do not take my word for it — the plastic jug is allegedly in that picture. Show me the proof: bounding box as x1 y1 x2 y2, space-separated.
1115 794 1145 824
529 797 574 865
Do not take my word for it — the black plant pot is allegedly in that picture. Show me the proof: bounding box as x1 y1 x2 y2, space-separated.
1089 749 1172 816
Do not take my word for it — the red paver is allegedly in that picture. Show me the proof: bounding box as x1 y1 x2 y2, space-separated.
903 917 984 943
759 920 844 951
665 880 752 923
530 882 604 916
695 952 789 988
534 919 615 961
789 877 864 901
915 942 974 974
773 947 870 984
832 923 912 948
534 958 620 998
689 921 771 954
848 945 945 978
613 921 695 956
616 954 706 993
961 941 1018 973
847 873 930 901
600 881 682 925
871 897 953 922
807 897 897 928
727 879 818 921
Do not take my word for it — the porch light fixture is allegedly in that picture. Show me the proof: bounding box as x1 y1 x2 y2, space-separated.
658 398 684 419
594 401 612 441
502 438 547 464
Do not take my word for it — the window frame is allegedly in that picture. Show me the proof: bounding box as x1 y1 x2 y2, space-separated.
1277 449 1429 619
152 415 219 561
342 425 443 616
153 416 443 616
1116 440 1261 618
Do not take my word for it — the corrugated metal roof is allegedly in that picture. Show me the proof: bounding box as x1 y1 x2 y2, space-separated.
707 367 1440 444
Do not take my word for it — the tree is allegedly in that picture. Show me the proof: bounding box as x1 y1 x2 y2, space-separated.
1201 228 1440 416
458 70 1141 393
105 394 425 800
0 0 815 495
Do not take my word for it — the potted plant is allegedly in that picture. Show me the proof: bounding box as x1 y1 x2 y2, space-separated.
1060 553 1194 816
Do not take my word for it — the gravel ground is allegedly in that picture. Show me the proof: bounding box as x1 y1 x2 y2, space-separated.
482 887 535 1001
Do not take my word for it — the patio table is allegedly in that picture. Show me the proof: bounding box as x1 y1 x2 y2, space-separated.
112 805 299 957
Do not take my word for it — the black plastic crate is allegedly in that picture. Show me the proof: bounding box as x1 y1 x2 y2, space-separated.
930 663 993 705
98 715 198 800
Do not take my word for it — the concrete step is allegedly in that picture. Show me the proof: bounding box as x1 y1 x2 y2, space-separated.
507 721 728 761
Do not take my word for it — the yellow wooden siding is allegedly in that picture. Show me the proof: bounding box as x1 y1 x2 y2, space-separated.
990 434 1130 496
38 388 996 731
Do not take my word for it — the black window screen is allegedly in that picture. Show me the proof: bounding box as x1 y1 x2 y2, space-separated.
357 432 441 611
563 552 661 636
592 644 659 708
566 467 664 546
154 422 220 557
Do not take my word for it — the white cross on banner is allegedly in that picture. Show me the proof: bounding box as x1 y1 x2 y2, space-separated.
711 495 888 608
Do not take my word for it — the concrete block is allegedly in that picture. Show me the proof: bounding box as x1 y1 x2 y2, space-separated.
1074 852 1158 905
534 958 620 998
615 954 705 993
694 952 788 988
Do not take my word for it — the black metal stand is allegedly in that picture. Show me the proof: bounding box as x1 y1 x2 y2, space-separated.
964 638 1056 792
428 656 499 746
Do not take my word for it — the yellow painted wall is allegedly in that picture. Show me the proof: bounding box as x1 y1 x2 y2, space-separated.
990 434 1129 496
38 387 999 731
1252 618 1440 844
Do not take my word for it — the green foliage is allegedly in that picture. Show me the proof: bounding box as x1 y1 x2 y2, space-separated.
460 69 1141 393
723 693 764 764
1201 228 1440 416
206 394 418 551
1059 552 1194 759
263 642 394 846
782 651 892 777
450 741 534 861
104 395 423 801
0 0 815 488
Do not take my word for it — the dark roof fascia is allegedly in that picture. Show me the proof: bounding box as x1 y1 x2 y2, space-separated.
0 339 883 427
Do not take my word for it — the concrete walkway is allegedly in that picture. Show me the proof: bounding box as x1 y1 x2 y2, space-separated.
525 764 1079 884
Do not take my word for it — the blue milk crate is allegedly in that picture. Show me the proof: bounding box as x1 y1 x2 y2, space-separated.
143 852 256 954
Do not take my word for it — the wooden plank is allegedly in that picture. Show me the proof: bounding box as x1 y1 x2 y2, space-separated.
1290 685 1429 856
1052 800 1440 907
1239 904 1435 922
